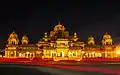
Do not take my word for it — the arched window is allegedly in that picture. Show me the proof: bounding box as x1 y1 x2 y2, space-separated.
73 52 76 56
10 51 14 57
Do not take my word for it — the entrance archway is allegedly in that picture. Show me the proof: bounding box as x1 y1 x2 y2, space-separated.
58 51 64 57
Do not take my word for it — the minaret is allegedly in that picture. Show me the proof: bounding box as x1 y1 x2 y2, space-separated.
21 35 29 44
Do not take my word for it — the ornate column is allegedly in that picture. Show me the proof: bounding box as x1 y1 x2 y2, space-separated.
5 51 7 57
8 51 10 58
14 51 16 58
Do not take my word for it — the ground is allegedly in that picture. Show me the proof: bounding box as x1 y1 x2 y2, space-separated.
0 58 119 75
0 64 53 75
0 63 118 75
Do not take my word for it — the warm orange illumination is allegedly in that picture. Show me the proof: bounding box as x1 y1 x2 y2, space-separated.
4 23 120 61
116 50 120 55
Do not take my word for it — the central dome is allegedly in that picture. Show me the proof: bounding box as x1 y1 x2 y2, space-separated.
54 21 65 31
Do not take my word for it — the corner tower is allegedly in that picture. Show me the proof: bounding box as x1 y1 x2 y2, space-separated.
88 36 95 45
21 35 29 44
5 30 19 58
7 30 19 46
102 32 113 45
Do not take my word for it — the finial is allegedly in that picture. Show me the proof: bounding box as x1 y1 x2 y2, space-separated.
105 32 108 35
74 32 77 35
44 32 47 37
74 32 77 38
45 32 47 34
12 30 15 33
58 21 61 25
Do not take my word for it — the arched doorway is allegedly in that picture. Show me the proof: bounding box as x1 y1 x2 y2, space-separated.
58 51 64 57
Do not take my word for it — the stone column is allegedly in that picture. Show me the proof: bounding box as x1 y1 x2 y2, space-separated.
7 51 9 58
105 51 107 58
5 51 7 57
26 52 29 58
62 51 64 57
33 53 35 58
14 51 16 58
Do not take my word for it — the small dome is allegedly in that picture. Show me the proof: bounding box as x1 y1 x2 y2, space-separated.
103 32 111 39
55 23 63 28
22 35 28 40
88 36 94 40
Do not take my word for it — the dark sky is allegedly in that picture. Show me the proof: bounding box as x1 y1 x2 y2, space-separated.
0 1 120 48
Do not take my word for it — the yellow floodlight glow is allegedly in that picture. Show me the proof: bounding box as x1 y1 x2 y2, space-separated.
115 46 120 55
116 50 120 55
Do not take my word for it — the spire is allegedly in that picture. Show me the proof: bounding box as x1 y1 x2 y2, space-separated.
74 32 77 38
12 30 15 33
58 21 61 25
44 32 47 37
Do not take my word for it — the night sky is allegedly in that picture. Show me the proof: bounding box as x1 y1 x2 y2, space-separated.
0 1 120 48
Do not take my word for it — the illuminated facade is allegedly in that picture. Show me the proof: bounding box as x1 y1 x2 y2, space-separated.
4 22 120 61
82 32 116 59
37 22 84 61
82 36 102 58
5 31 39 58
5 22 84 61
